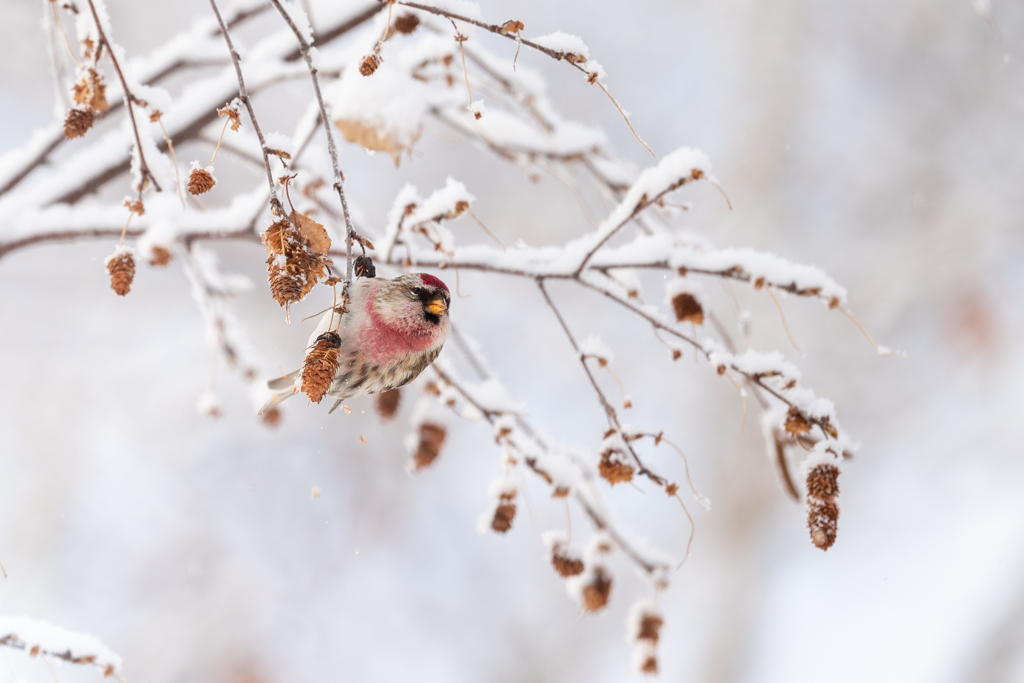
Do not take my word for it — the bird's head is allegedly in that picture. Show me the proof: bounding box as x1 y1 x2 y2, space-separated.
386 273 451 327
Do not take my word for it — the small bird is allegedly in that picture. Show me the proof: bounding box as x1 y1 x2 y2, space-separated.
260 273 451 415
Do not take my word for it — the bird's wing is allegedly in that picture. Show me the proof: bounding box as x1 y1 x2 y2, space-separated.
328 399 344 414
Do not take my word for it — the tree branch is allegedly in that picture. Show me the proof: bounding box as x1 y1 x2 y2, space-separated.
269 0 358 287
209 0 283 215
84 0 162 194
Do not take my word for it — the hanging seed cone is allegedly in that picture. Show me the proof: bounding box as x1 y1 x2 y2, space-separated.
187 166 216 195
105 248 136 296
393 13 420 34
581 567 613 612
412 423 447 469
375 389 401 420
149 245 173 267
263 219 328 307
267 260 303 307
637 651 658 675
598 451 634 485
261 406 282 428
806 463 840 550
64 108 95 139
359 53 381 76
490 494 517 533
551 549 585 577
671 292 704 325
636 613 664 644
301 332 342 403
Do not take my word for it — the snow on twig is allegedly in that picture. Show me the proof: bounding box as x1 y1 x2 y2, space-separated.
0 615 123 678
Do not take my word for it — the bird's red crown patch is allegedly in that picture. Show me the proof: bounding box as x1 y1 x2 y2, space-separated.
419 273 449 293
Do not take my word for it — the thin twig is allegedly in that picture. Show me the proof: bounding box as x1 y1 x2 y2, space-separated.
384 0 652 153
209 0 283 215
537 279 666 486
433 363 665 575
766 288 806 357
84 0 161 194
574 173 706 276
593 81 654 156
50 2 80 67
839 304 905 357
269 0 357 289
155 117 185 208
672 494 695 569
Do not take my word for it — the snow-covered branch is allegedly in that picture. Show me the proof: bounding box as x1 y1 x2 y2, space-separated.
0 0 896 674
0 616 123 678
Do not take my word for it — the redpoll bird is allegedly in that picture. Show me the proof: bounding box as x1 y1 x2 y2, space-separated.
259 273 451 415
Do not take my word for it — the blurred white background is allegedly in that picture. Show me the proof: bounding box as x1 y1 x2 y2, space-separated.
2 0 1023 681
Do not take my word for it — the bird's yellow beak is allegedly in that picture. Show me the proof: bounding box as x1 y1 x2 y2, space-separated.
425 297 447 316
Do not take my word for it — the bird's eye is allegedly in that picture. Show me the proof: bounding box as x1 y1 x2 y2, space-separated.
412 287 423 296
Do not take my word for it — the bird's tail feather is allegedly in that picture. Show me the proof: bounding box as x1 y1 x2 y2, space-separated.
258 370 301 415
268 370 300 391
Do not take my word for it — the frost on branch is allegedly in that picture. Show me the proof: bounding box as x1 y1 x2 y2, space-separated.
0 615 123 677
532 31 590 63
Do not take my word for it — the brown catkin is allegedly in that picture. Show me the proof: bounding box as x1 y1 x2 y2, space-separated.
301 332 341 403
637 613 664 644
552 550 585 577
639 655 658 675
261 406 282 428
359 53 381 76
187 167 216 195
262 219 329 308
581 567 612 612
413 423 446 469
671 292 704 325
375 389 401 420
598 451 634 485
491 495 517 533
268 264 303 306
64 108 95 139
106 251 135 296
393 13 420 34
149 245 173 267
806 463 840 550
